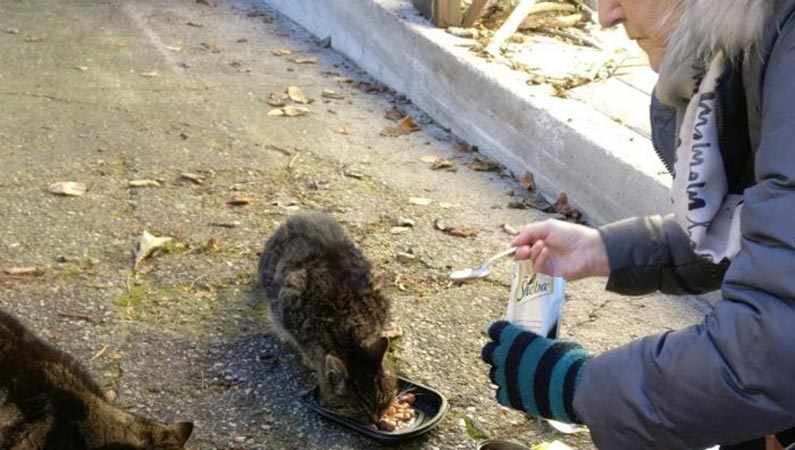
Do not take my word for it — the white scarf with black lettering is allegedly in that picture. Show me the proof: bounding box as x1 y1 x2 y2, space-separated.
670 52 743 263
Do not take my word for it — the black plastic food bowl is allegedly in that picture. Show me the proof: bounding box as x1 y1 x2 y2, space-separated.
477 439 533 450
302 376 449 444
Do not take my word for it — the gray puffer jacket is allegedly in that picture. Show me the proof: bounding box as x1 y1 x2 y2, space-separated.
573 0 795 448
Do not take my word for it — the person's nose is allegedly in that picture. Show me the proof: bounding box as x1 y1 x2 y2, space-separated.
597 0 625 28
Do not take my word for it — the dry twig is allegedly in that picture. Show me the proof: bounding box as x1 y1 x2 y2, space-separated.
90 345 109 361
486 0 538 56
57 311 102 323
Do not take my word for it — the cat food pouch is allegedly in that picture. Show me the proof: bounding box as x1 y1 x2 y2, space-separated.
506 260 566 338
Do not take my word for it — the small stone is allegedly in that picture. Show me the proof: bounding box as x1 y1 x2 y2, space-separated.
321 89 345 100
128 179 160 188
390 227 411 235
394 217 415 227
396 252 416 264
408 197 432 206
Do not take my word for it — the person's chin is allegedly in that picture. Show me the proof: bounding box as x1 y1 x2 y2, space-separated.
638 45 662 73
648 56 661 73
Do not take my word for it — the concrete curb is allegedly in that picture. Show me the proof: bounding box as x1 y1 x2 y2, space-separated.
259 0 672 225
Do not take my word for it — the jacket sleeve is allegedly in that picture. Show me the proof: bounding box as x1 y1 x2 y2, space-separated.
598 214 726 295
574 17 795 450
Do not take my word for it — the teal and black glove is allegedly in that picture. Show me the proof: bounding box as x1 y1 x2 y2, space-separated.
481 321 590 424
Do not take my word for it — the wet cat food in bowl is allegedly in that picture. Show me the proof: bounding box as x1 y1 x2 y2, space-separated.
377 392 417 431
302 377 449 444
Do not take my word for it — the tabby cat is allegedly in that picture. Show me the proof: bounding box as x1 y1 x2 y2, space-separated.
256 211 397 425
0 310 193 450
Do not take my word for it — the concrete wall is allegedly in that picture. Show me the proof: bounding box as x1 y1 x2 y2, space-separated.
259 0 672 225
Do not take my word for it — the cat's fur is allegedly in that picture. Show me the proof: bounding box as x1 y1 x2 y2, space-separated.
0 310 193 450
256 212 397 424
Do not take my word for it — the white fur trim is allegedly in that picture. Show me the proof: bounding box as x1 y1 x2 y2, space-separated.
659 0 773 85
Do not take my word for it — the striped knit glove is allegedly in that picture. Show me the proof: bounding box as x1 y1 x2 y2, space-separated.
481 321 589 424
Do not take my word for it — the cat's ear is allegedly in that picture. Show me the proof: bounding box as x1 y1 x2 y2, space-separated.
325 354 349 396
365 337 389 364
152 421 193 448
170 422 193 447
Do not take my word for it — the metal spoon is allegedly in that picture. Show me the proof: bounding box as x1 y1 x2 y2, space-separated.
448 247 518 281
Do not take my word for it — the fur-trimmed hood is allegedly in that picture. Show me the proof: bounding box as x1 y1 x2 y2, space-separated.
657 0 777 105
668 0 774 58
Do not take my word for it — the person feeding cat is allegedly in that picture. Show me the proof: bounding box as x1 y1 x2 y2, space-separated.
480 0 795 449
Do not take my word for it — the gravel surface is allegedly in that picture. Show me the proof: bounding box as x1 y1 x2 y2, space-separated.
0 1 710 448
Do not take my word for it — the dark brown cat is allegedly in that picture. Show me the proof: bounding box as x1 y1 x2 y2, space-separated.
0 310 193 450
256 211 397 425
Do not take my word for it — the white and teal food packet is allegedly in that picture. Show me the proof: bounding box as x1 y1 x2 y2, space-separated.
506 259 566 338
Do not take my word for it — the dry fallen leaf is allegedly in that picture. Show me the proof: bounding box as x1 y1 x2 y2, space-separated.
431 159 457 171
48 181 87 197
521 171 536 190
343 168 364 179
384 105 406 121
128 179 160 188
446 26 478 38
3 267 44 276
553 192 583 222
133 231 173 269
268 106 310 117
141 70 160 78
201 41 220 53
286 86 311 104
469 156 500 172
180 173 203 184
272 48 292 56
453 142 473 154
227 196 252 206
321 89 345 100
381 115 421 137
446 227 479 238
524 192 554 211
267 92 288 107
293 58 317 64
314 36 332 48
555 192 572 214
433 218 478 238
408 197 432 206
